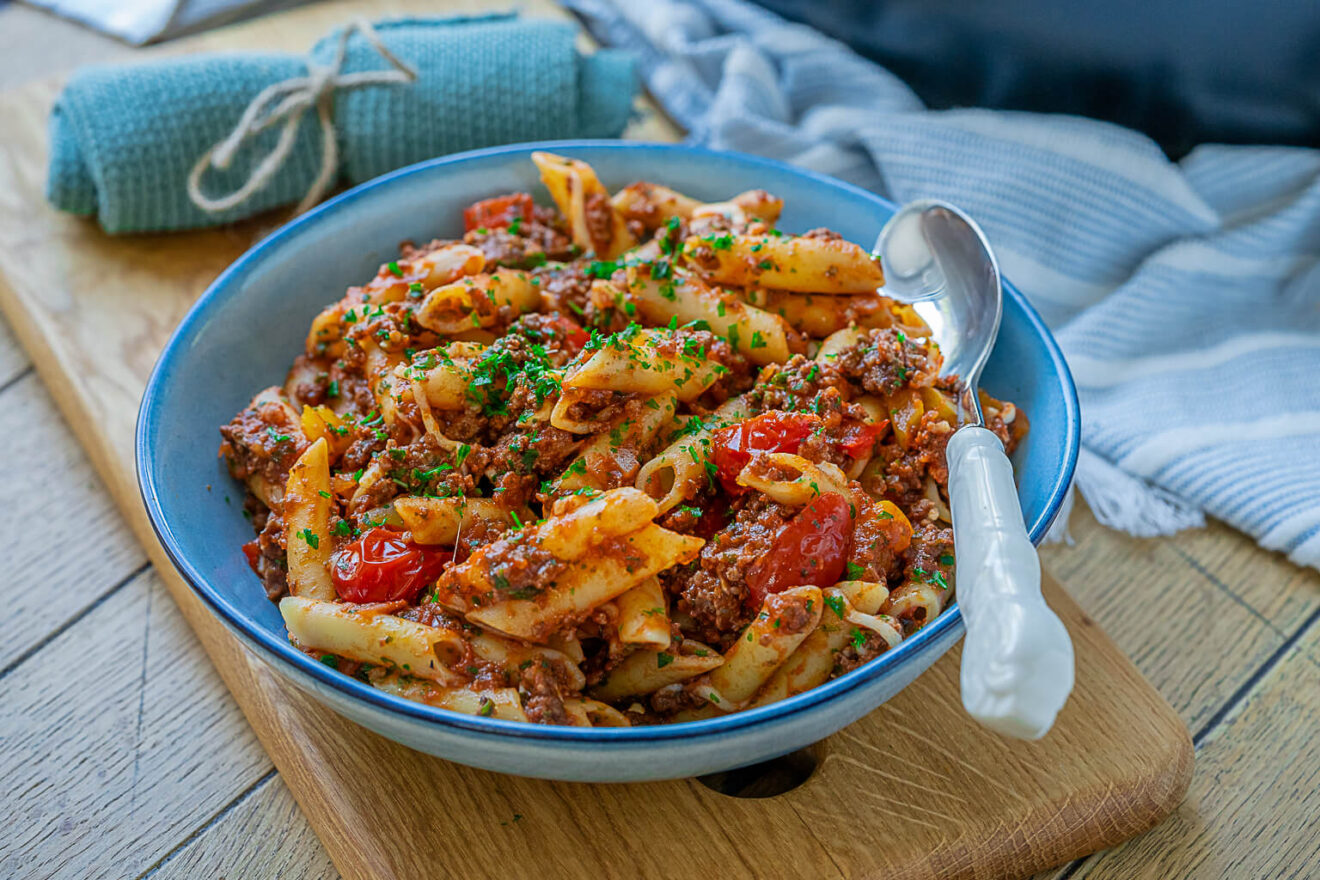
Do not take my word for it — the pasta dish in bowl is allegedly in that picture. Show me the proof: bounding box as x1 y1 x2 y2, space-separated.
219 152 1026 728
140 142 1077 779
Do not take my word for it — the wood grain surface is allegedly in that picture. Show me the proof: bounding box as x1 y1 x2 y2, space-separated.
0 2 1315 879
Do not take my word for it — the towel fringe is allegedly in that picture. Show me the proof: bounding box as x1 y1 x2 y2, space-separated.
1074 448 1205 538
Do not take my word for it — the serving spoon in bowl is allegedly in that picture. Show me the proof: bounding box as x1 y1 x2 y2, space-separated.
874 200 1074 739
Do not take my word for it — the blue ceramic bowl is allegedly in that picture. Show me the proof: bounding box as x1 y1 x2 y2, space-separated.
138 141 1079 782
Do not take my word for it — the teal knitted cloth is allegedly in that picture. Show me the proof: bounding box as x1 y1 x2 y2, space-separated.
46 15 637 233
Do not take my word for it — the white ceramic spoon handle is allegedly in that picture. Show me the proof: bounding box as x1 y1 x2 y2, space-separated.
946 426 1074 739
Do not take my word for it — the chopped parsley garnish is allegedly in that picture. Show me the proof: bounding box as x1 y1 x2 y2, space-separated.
585 259 620 279
845 561 865 580
387 260 403 278
825 594 846 619
656 652 674 668
850 627 866 650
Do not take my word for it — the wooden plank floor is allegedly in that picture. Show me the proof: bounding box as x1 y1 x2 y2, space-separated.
1 4 1317 878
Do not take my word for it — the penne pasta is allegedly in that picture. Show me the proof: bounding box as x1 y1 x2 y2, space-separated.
553 393 678 495
736 453 850 507
280 597 467 685
591 646 724 701
683 232 885 294
635 396 752 513
459 524 704 642
710 586 823 705
283 438 335 601
414 271 539 335
615 577 671 648
562 327 728 402
611 181 703 228
393 496 515 545
622 266 793 365
532 151 637 258
371 675 529 722
537 488 661 560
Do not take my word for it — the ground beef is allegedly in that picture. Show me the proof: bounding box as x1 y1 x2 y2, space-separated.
649 682 707 716
464 228 545 269
905 520 954 587
583 192 615 255
846 498 906 583
834 631 889 676
800 227 843 241
252 511 288 600
558 388 633 427
439 530 567 606
652 328 755 401
288 355 330 406
832 327 940 398
669 494 791 645
764 589 814 635
750 355 851 413
506 313 589 364
338 432 387 474
521 662 573 725
908 410 955 485
218 396 308 495
534 263 593 317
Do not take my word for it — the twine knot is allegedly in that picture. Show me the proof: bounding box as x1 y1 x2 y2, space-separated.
187 18 417 216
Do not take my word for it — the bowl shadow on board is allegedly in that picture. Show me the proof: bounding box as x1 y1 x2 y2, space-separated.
137 140 1080 782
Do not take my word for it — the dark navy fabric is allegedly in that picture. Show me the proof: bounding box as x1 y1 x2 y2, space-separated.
751 0 1320 157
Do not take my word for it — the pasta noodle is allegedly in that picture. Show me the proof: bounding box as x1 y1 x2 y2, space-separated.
215 154 1027 725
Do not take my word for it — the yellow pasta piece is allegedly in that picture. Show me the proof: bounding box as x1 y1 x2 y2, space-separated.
371 675 529 722
299 405 352 461
393 496 515 545
562 327 727 402
414 271 539 334
282 438 335 601
709 586 823 705
636 395 752 513
683 233 885 294
591 646 724 701
735 452 850 507
615 577 671 648
554 393 678 495
884 580 948 627
532 151 637 258
623 267 792 365
280 597 468 685
611 181 703 228
461 524 704 642
538 488 661 560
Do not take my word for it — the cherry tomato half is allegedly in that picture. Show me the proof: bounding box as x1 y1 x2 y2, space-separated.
745 493 854 607
544 315 591 351
330 528 452 604
710 412 820 494
463 193 534 233
838 419 889 459
241 540 261 572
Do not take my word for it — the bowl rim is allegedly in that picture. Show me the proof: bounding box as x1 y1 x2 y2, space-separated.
137 139 1081 744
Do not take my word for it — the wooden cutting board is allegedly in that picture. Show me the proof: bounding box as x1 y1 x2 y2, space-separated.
0 2 1191 877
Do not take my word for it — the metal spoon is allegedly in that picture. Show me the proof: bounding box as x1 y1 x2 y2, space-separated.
874 200 1074 739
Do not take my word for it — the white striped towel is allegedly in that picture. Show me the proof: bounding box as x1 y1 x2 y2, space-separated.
566 0 1320 570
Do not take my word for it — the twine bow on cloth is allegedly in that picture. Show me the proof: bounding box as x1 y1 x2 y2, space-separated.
187 18 417 217
46 15 638 233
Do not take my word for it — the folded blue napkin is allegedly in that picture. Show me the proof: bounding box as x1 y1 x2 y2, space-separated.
47 15 636 233
568 0 1320 570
